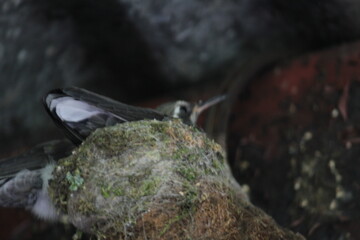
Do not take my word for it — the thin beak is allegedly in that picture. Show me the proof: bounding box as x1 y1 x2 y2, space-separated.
195 95 227 114
190 95 226 123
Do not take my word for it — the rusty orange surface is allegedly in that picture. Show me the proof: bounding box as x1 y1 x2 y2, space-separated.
227 40 360 239
228 41 360 162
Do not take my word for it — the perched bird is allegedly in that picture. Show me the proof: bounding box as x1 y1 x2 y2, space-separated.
0 87 225 219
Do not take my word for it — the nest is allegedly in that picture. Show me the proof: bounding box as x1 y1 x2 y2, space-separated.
49 119 303 240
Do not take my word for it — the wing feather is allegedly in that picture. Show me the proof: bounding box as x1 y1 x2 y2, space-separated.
43 87 166 144
0 139 74 182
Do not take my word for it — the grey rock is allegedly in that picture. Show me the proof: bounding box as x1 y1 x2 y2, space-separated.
3 0 360 155
120 0 242 82
0 0 165 154
118 0 360 83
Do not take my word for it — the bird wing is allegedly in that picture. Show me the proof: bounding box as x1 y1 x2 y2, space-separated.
43 87 167 145
0 139 74 208
0 139 74 183
0 169 43 208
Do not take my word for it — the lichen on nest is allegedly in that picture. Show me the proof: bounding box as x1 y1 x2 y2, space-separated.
48 119 302 240
49 119 229 237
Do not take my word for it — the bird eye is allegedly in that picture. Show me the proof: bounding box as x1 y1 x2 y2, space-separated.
180 106 188 114
173 102 191 119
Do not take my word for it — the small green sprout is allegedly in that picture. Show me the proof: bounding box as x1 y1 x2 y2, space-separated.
66 169 84 191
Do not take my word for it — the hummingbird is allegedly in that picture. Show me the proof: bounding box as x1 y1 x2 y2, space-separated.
44 87 225 145
155 95 226 126
0 87 225 220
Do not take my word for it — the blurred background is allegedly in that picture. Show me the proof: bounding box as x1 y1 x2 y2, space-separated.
2 0 360 239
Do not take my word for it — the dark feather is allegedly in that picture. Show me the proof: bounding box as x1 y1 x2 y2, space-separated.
0 139 74 183
0 170 43 207
43 87 167 145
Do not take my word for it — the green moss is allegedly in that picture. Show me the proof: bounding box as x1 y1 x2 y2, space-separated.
177 165 199 182
128 170 151 185
172 147 191 160
181 182 199 212
130 177 162 198
187 152 199 162
66 169 84 191
100 185 112 199
149 120 168 134
112 187 125 196
139 177 161 196
76 198 96 215
212 159 224 172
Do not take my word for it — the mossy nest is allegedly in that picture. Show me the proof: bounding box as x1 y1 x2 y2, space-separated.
49 119 303 240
